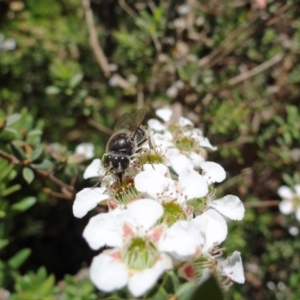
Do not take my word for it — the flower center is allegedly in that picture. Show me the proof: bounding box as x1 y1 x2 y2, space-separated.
160 202 186 226
123 237 159 271
114 182 139 205
175 136 195 152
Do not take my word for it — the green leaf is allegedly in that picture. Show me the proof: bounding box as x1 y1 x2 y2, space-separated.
45 86 61 95
69 73 83 88
176 282 198 300
0 210 6 218
10 143 25 160
0 127 18 141
8 248 31 269
12 196 37 212
27 129 43 136
31 148 43 162
22 167 35 184
0 239 9 250
31 159 53 170
6 114 21 127
190 276 224 300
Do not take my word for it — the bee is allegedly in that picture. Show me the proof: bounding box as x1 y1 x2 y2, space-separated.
102 108 147 180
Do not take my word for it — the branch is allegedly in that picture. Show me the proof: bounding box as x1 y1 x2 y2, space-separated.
245 200 280 208
82 0 111 78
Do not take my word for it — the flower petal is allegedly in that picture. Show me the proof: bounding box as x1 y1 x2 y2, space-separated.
142 164 169 176
221 251 245 284
295 184 300 196
128 254 172 297
277 185 293 199
166 151 193 175
159 220 204 260
75 143 94 159
126 199 164 230
90 251 128 292
156 108 172 122
189 152 205 170
208 195 245 220
295 207 300 222
200 161 226 183
73 188 108 218
83 209 123 249
147 119 165 131
179 170 208 201
278 200 293 215
83 159 106 179
193 209 228 251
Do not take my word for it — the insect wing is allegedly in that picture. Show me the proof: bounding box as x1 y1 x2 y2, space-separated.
113 108 146 137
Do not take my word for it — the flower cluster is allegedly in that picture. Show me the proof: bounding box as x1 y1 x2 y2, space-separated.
73 108 245 297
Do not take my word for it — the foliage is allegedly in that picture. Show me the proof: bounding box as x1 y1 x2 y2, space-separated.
1 0 300 299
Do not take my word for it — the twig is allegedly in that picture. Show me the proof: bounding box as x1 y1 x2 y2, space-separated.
0 149 74 193
245 200 280 208
118 0 138 18
228 53 284 85
87 118 113 135
82 0 111 78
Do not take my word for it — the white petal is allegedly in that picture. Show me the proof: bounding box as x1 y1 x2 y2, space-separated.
75 143 95 159
193 209 228 251
159 220 204 260
295 184 300 196
83 159 106 179
179 170 208 201
295 207 300 221
179 116 194 127
189 152 205 170
278 200 293 215
73 188 108 218
156 108 172 122
147 119 165 131
277 185 293 199
83 209 123 249
134 170 172 200
126 199 164 230
200 161 226 183
208 195 245 220
142 164 169 176
197 136 217 150
90 251 128 292
166 151 193 175
221 251 245 284
128 254 171 297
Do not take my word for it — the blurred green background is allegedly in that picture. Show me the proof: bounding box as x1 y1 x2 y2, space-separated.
1 0 300 299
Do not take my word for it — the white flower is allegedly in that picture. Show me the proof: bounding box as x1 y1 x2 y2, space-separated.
83 158 106 179
75 143 95 159
73 187 109 218
90 249 172 297
200 161 226 184
156 107 193 127
278 184 300 221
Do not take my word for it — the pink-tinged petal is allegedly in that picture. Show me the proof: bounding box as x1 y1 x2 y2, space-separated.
295 184 300 196
73 188 108 218
83 159 106 179
277 185 293 199
200 161 226 183
278 200 293 215
156 108 172 122
193 210 228 251
90 251 128 292
179 170 208 201
208 195 245 221
159 220 204 260
295 208 300 222
221 251 245 284
148 224 166 242
126 199 164 230
128 254 172 297
147 119 165 131
83 209 123 250
166 151 193 175
134 170 171 200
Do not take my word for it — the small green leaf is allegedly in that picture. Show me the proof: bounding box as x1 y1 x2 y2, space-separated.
22 167 35 184
8 248 31 269
1 184 21 197
190 276 224 300
0 239 9 250
27 129 43 136
31 148 43 162
45 86 61 95
6 114 21 127
0 210 6 218
69 73 83 88
31 159 53 170
10 143 25 160
0 127 18 141
12 196 36 212
176 282 198 300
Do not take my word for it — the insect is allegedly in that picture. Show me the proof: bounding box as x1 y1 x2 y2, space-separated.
102 108 147 180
